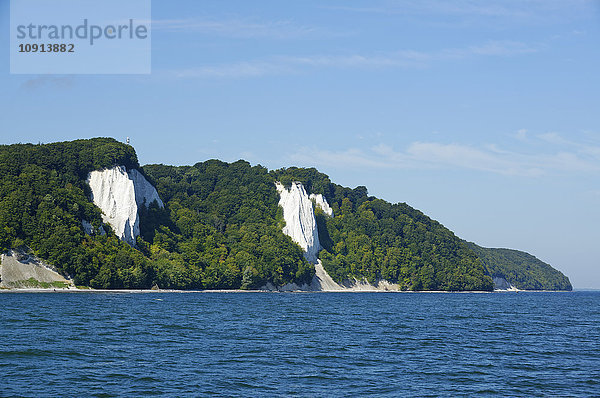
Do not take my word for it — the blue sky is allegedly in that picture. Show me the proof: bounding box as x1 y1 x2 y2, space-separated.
1 0 599 288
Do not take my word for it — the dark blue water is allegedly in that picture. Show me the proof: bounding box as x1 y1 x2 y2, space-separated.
1 291 599 397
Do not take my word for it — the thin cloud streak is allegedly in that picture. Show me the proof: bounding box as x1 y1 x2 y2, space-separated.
322 0 591 21
175 61 290 78
152 18 327 39
445 41 537 57
172 40 537 79
289 134 600 177
20 76 76 91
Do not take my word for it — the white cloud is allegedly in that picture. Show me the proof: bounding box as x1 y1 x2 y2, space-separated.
152 18 324 39
515 129 528 141
537 132 571 146
537 132 600 158
287 133 600 177
172 52 428 79
173 40 537 79
323 0 592 21
20 76 75 91
290 147 391 169
406 142 536 175
457 41 537 57
175 61 290 78
582 146 600 158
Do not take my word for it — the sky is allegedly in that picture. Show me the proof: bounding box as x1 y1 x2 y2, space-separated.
1 0 599 288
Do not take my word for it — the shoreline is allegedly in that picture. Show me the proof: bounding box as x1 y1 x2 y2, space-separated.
0 287 574 294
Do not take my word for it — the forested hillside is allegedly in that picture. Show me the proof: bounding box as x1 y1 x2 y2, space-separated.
140 161 313 289
272 168 493 291
0 140 312 289
0 139 152 288
142 162 493 291
0 138 570 291
466 242 572 290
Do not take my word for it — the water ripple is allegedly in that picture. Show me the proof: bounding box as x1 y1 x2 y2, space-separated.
1 291 599 396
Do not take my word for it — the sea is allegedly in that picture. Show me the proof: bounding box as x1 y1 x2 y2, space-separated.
1 291 598 397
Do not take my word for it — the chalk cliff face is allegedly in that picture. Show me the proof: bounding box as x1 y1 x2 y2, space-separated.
309 193 333 217
492 276 517 291
129 169 163 209
274 181 341 290
274 181 403 292
275 182 322 264
87 166 163 246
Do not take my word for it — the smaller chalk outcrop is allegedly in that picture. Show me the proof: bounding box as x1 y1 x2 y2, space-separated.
274 181 400 292
81 220 106 236
309 193 333 217
129 169 163 209
492 276 518 291
87 166 163 246
81 220 94 235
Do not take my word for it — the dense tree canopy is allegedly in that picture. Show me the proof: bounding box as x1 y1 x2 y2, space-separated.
0 139 314 289
272 168 494 291
0 138 149 288
466 242 572 290
141 160 313 289
0 138 569 291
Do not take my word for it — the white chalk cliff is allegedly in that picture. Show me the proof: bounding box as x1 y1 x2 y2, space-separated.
309 193 333 217
87 166 163 246
275 181 401 292
275 182 321 264
275 181 345 291
129 169 164 209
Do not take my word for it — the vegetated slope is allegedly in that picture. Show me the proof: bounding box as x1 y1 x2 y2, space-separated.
466 242 572 291
0 138 155 288
0 138 494 291
0 139 313 289
0 138 566 291
272 168 494 291
140 161 313 289
145 163 494 291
